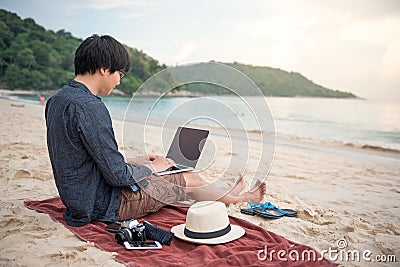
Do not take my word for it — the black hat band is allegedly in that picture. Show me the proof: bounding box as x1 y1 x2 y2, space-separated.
184 224 231 239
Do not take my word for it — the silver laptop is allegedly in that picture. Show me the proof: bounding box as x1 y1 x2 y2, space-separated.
154 127 209 176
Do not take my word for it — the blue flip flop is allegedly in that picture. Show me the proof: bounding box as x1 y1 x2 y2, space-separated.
240 201 263 216
240 201 297 219
240 201 283 219
254 202 298 218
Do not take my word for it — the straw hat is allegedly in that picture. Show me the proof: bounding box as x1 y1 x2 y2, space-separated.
171 201 245 245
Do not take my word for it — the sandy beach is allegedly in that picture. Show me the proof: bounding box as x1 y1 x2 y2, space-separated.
0 97 399 266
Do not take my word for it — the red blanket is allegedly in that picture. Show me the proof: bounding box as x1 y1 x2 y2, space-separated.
25 197 336 267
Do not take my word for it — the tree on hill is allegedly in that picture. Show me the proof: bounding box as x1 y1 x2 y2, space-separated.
0 9 165 93
225 62 355 98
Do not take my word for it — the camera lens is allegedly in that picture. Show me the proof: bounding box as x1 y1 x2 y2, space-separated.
115 228 132 245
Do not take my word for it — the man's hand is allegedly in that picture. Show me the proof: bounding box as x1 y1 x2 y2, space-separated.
126 155 175 173
143 156 176 173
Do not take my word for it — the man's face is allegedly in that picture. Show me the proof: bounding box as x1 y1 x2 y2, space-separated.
100 69 123 96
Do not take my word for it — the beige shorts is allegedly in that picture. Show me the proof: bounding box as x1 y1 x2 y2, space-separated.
118 173 186 221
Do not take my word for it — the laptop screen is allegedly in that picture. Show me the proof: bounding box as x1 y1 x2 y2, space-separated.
166 127 209 168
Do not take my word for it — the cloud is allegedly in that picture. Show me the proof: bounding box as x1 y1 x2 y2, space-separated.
120 13 145 20
173 43 198 64
380 40 400 78
340 16 400 46
84 0 156 10
206 0 400 99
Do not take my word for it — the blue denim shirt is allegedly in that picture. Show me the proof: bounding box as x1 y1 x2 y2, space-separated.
45 79 151 226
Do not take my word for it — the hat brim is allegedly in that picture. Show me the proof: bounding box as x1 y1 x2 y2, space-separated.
171 224 245 245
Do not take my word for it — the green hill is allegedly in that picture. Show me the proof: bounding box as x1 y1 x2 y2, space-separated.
226 62 356 98
0 9 356 98
0 9 165 94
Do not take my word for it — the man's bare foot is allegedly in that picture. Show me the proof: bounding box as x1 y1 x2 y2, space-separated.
229 174 248 196
240 181 266 203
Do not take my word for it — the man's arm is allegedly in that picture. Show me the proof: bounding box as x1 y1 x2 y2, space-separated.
77 101 151 187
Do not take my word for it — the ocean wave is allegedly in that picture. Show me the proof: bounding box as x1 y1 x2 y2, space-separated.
0 92 42 105
355 144 400 154
275 132 400 154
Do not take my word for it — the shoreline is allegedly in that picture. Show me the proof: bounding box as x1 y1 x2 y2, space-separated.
114 108 400 161
2 88 398 156
0 95 397 171
0 88 360 99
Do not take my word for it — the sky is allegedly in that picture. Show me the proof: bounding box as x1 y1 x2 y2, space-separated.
1 0 399 100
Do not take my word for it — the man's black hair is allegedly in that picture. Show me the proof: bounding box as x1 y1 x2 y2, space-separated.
74 34 130 75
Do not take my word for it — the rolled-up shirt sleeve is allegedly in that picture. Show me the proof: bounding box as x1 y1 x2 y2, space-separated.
77 100 151 187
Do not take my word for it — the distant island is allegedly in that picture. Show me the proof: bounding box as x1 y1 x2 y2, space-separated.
0 9 356 98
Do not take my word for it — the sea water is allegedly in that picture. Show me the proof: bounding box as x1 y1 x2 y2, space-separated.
5 93 400 151
101 96 400 152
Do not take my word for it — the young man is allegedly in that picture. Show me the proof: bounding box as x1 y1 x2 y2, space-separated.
45 34 266 226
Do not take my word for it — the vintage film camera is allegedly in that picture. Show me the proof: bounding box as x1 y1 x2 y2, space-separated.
110 219 174 249
115 220 146 246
